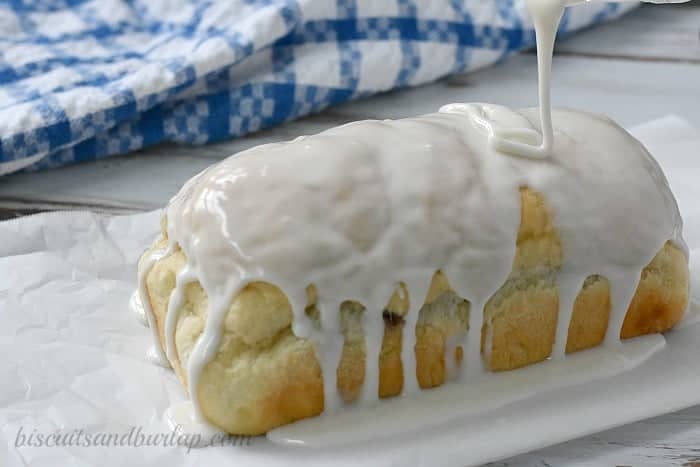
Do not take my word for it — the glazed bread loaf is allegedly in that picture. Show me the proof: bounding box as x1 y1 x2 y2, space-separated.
141 188 688 434
137 105 689 435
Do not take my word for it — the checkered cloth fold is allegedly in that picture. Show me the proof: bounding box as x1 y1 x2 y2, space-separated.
0 0 636 175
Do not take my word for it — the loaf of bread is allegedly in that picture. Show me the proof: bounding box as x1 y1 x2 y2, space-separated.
137 104 689 435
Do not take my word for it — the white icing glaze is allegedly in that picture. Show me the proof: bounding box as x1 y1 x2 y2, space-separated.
164 265 196 364
134 0 689 434
551 273 584 360
398 274 430 394
165 401 223 443
146 345 171 368
136 243 171 368
129 290 149 327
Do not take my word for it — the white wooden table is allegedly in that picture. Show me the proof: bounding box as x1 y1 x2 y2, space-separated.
2 4 699 466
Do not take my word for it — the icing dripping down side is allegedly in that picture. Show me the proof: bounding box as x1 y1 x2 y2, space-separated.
129 290 149 328
136 244 171 368
133 253 175 368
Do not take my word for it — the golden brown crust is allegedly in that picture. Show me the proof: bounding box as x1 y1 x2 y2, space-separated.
142 187 689 435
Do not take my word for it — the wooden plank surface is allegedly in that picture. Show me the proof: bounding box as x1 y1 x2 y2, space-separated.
554 2 700 63
2 3 700 466
492 404 700 466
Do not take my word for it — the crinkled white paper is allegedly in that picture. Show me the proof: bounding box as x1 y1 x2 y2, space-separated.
1 117 700 467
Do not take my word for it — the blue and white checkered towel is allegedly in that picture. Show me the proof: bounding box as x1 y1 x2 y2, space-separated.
0 1 636 176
